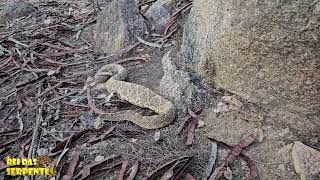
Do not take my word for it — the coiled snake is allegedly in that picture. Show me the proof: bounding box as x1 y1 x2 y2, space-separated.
94 64 176 129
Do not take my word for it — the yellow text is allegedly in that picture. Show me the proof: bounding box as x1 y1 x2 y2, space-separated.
6 167 56 177
5 157 37 166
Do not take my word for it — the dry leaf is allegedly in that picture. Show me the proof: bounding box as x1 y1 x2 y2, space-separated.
118 161 128 180
127 161 139 180
62 145 81 180
225 133 257 165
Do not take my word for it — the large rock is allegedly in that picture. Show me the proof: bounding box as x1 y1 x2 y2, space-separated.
181 0 320 116
203 109 261 145
292 141 320 180
94 0 144 53
246 142 299 180
203 107 318 179
160 51 213 117
144 0 172 31
202 108 301 179
0 0 36 23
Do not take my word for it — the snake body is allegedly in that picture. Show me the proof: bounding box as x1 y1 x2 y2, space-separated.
94 64 176 129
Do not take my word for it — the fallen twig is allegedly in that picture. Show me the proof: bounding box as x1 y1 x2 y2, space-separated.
204 142 218 179
157 27 178 48
74 154 120 179
55 148 70 180
118 161 128 180
27 99 45 159
42 42 74 51
225 133 257 166
136 36 173 48
162 2 192 33
88 126 116 145
185 173 196 180
172 156 193 179
114 56 150 64
176 108 203 135
62 145 81 180
50 129 89 154
23 98 44 180
127 161 139 180
60 100 91 108
15 75 48 89
35 81 65 99
161 161 180 180
143 155 192 179
80 162 123 180
186 118 197 146
209 166 225 180
42 57 69 65
208 136 259 180
7 37 29 48
0 128 32 149
0 107 15 122
45 91 77 105
1 83 42 109
18 137 31 158
0 56 13 69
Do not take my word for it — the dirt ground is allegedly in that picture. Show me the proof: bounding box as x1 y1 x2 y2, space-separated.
1 0 319 180
0 0 215 179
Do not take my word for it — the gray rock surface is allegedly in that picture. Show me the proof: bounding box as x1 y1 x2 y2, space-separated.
160 51 213 118
246 142 299 180
203 108 301 179
267 109 320 136
144 0 172 31
0 0 36 23
203 109 261 145
94 0 144 53
181 0 320 116
292 141 320 180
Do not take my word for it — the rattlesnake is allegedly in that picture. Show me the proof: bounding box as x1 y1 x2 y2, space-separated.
94 63 176 129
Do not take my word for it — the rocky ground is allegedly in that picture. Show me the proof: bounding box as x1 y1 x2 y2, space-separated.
0 0 319 180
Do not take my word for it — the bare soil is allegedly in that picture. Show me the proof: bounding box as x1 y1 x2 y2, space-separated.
0 0 212 179
1 0 318 180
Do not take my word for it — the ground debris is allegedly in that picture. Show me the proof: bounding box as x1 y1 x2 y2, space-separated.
208 132 259 180
143 155 192 179
74 154 121 179
117 160 128 180
62 145 81 180
0 0 213 179
87 125 115 145
127 161 139 180
50 129 89 154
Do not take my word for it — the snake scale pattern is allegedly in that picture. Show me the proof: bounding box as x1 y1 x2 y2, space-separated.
94 64 176 129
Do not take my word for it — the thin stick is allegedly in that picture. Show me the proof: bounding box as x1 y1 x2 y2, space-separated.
1 107 15 121
24 99 45 180
136 36 173 48
35 81 65 99
203 142 218 179
7 37 29 48
127 161 139 180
